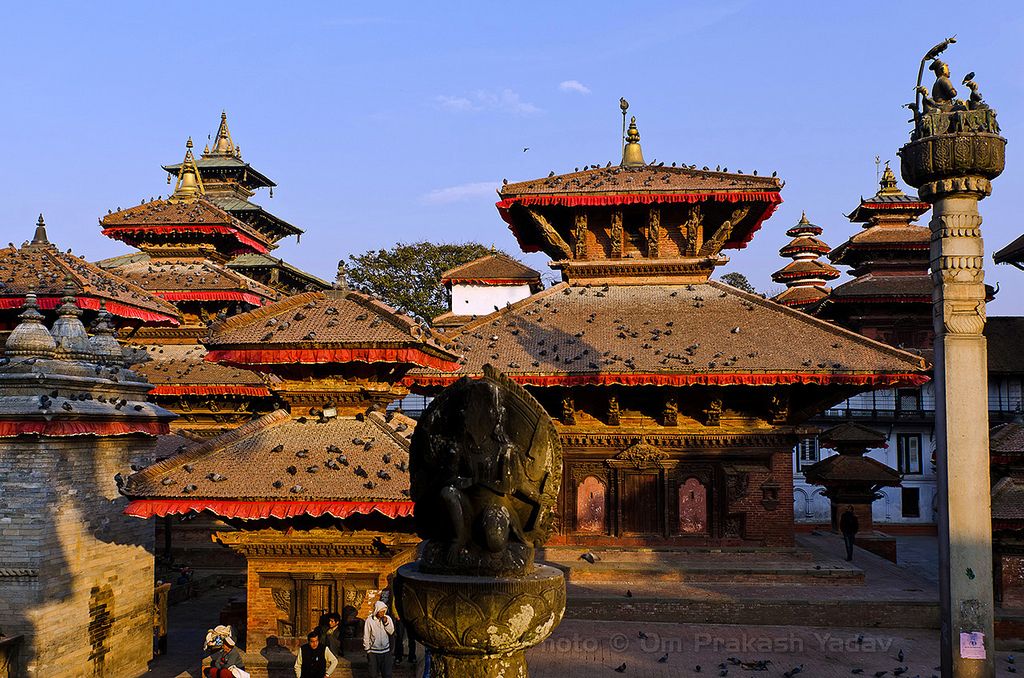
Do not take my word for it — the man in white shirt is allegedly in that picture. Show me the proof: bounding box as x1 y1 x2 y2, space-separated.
363 600 395 678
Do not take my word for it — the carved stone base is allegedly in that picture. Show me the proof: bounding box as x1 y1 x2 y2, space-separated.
395 563 566 678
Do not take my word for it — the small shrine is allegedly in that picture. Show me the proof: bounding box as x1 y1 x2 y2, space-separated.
816 163 933 351
433 251 542 330
770 212 840 310
0 293 174 676
123 289 460 661
409 109 928 548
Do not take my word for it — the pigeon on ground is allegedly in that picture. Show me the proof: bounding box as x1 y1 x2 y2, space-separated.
657 654 668 663
614 663 626 673
898 649 904 663
625 589 632 598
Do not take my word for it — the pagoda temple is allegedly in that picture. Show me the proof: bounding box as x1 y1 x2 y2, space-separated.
770 212 840 311
123 289 460 660
410 114 928 548
0 215 181 332
816 163 933 351
96 118 321 438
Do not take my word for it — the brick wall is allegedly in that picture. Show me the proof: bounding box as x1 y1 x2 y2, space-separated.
0 435 157 677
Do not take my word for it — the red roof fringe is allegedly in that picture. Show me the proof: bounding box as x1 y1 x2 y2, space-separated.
101 225 269 255
158 291 267 305
496 192 782 251
124 499 414 520
445 278 537 286
0 296 179 325
830 296 932 304
860 202 931 210
0 420 170 437
406 371 930 389
206 347 460 371
149 385 271 397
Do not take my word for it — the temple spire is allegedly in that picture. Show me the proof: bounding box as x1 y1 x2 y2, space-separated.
4 292 56 358
208 111 236 157
876 161 904 197
31 214 48 245
169 138 205 203
621 116 646 167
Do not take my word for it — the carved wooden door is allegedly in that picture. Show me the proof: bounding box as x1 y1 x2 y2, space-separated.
622 473 659 534
304 582 334 633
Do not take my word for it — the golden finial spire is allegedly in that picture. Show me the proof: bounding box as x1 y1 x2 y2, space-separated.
169 138 205 203
208 110 235 156
799 211 809 224
876 161 904 196
31 214 49 245
621 115 645 167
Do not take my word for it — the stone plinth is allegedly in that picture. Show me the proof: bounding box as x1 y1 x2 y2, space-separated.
395 563 565 678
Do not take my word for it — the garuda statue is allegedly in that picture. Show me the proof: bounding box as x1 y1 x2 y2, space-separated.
409 365 561 577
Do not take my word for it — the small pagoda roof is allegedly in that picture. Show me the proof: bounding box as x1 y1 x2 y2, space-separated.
204 290 460 370
228 253 331 292
162 154 275 189
208 196 303 241
992 477 1024 526
846 164 930 223
498 164 781 252
408 280 928 388
828 226 930 265
990 421 1024 466
101 197 274 256
441 252 542 286
827 273 933 303
779 236 832 257
802 453 901 486
100 256 280 306
818 421 888 449
0 223 180 325
772 285 830 309
771 259 841 283
785 212 824 238
986 317 1024 375
994 233 1024 266
135 345 272 397
122 408 416 520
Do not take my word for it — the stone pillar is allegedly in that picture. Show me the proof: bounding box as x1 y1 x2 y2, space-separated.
901 115 1005 676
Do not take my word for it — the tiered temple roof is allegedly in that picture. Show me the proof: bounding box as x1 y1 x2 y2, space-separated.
0 216 181 329
162 112 302 244
440 252 542 288
770 213 840 310
816 163 933 352
124 288 459 521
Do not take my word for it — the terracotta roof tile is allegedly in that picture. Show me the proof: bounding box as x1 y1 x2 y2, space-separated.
135 345 269 388
803 453 901 485
0 242 181 323
104 256 279 300
411 281 927 385
829 274 932 301
501 165 780 197
771 259 841 282
100 198 272 251
987 317 1024 374
441 253 541 283
124 409 416 501
992 477 1024 521
994 233 1024 266
772 286 829 307
991 422 1024 455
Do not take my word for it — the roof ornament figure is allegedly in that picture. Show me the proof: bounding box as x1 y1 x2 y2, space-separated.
168 138 205 203
31 214 49 246
621 115 645 167
333 260 349 290
50 277 94 361
620 97 629 152
88 302 126 366
4 292 56 359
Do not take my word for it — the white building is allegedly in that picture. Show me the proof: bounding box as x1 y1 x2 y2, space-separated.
432 252 542 330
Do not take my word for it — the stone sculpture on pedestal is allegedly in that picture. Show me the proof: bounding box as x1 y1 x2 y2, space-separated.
396 364 565 677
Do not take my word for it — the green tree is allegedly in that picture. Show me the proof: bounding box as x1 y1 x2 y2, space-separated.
346 242 508 320
719 272 757 294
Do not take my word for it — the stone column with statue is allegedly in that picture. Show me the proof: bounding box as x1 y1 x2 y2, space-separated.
899 37 1005 678
395 365 565 677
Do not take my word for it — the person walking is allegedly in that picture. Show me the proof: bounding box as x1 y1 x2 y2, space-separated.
363 600 395 678
840 505 860 562
381 578 415 664
203 635 245 678
294 630 338 678
317 612 344 659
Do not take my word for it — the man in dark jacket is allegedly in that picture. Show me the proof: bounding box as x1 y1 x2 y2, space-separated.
839 505 860 561
317 613 344 659
294 630 339 678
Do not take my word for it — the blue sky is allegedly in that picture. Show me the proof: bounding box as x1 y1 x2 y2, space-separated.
3 2 1024 310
